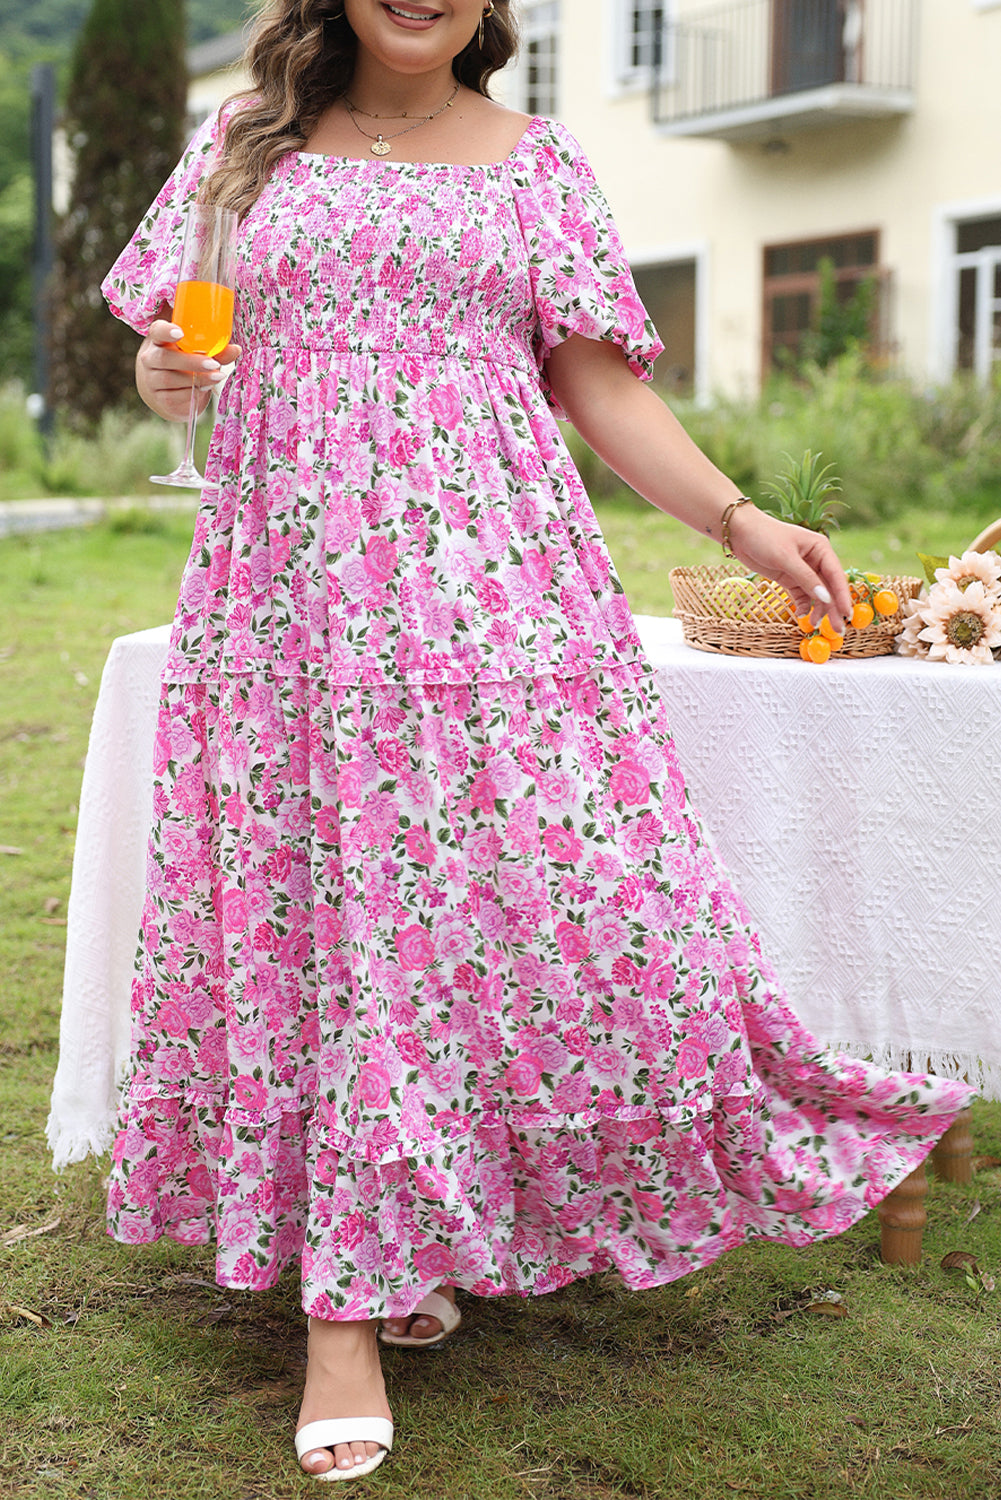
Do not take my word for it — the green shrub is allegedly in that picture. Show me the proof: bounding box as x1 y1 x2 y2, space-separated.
799 256 877 370
105 505 169 535
744 355 934 524
0 382 44 495
42 407 177 497
916 372 1001 508
576 355 1001 527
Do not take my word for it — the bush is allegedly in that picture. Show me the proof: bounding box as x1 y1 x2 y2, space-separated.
914 373 1001 507
739 355 934 524
42 407 177 497
0 382 185 500
105 505 169 534
799 257 876 370
0 173 33 385
0 382 45 495
577 355 1001 527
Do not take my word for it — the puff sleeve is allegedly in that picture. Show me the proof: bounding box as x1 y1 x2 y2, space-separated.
101 108 230 336
510 119 664 419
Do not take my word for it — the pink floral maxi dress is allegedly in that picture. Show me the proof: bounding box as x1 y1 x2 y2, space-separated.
101 110 973 1320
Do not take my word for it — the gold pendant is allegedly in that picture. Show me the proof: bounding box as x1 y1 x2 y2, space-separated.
371 138 392 156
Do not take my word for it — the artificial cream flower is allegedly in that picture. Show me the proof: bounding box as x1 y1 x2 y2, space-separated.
934 548 1001 594
917 579 1001 664
895 592 930 658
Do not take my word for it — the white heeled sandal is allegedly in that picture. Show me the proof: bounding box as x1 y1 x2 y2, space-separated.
378 1289 462 1348
298 1317 393 1481
295 1417 394 1482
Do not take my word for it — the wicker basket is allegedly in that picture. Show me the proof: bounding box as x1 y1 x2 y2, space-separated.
669 562 923 660
969 517 1001 554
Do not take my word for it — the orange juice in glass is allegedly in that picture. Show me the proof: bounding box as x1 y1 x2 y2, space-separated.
171 279 236 360
150 205 238 489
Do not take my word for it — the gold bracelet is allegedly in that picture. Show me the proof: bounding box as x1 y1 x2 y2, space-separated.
720 495 753 558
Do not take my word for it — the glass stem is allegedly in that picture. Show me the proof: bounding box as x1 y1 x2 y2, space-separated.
181 377 200 470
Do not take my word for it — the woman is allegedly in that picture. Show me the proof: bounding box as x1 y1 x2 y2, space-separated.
103 0 973 1482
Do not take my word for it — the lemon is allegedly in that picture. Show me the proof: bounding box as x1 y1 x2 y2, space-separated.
710 577 761 619
710 576 794 622
756 581 796 621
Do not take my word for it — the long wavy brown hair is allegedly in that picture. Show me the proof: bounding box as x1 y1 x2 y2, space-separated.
202 1 520 219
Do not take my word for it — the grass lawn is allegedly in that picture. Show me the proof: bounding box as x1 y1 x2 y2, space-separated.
1 509 1000 1500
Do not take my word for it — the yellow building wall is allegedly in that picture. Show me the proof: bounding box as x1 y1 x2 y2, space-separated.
189 66 246 124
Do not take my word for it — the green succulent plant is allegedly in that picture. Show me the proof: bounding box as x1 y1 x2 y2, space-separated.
760 450 846 535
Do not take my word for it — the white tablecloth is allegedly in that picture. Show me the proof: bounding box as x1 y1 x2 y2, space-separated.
48 617 1001 1168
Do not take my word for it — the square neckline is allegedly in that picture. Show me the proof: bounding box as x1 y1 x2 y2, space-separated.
292 114 545 170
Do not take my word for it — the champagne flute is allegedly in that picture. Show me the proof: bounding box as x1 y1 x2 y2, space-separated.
150 203 239 488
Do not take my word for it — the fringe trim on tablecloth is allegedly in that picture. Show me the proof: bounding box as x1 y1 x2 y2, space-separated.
829 1041 999 1103
47 1107 119 1170
46 1055 132 1171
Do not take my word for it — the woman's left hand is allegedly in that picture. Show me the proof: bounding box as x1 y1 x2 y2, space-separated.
546 338 853 631
725 504 853 633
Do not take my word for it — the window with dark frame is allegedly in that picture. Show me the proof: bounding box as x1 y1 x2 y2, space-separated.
522 1 560 118
770 0 846 96
626 1 666 73
762 231 881 373
954 215 1001 373
631 259 697 395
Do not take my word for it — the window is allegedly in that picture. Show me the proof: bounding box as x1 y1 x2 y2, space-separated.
762 231 882 372
616 1 668 88
519 2 560 118
770 0 847 95
632 258 697 395
953 216 1001 378
626 1 666 73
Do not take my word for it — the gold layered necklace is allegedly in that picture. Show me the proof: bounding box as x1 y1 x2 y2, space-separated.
344 82 459 156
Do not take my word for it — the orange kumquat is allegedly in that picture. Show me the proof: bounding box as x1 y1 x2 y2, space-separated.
799 634 832 664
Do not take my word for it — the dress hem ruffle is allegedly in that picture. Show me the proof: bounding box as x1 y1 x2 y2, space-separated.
106 1076 975 1320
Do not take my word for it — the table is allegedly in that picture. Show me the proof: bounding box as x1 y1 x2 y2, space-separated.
47 617 1001 1175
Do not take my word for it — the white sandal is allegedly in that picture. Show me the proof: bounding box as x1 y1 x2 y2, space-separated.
295 1418 394 1482
378 1290 461 1348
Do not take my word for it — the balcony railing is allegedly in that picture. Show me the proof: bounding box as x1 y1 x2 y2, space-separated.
652 0 918 141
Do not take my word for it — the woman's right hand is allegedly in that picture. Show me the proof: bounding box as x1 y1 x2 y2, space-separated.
137 314 241 423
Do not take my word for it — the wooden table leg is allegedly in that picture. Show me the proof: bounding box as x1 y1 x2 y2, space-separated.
878 1161 928 1265
930 1107 975 1184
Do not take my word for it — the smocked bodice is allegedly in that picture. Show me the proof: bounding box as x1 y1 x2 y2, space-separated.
237 149 539 373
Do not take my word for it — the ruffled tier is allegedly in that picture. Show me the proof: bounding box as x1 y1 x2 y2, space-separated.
108 1057 973 1319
